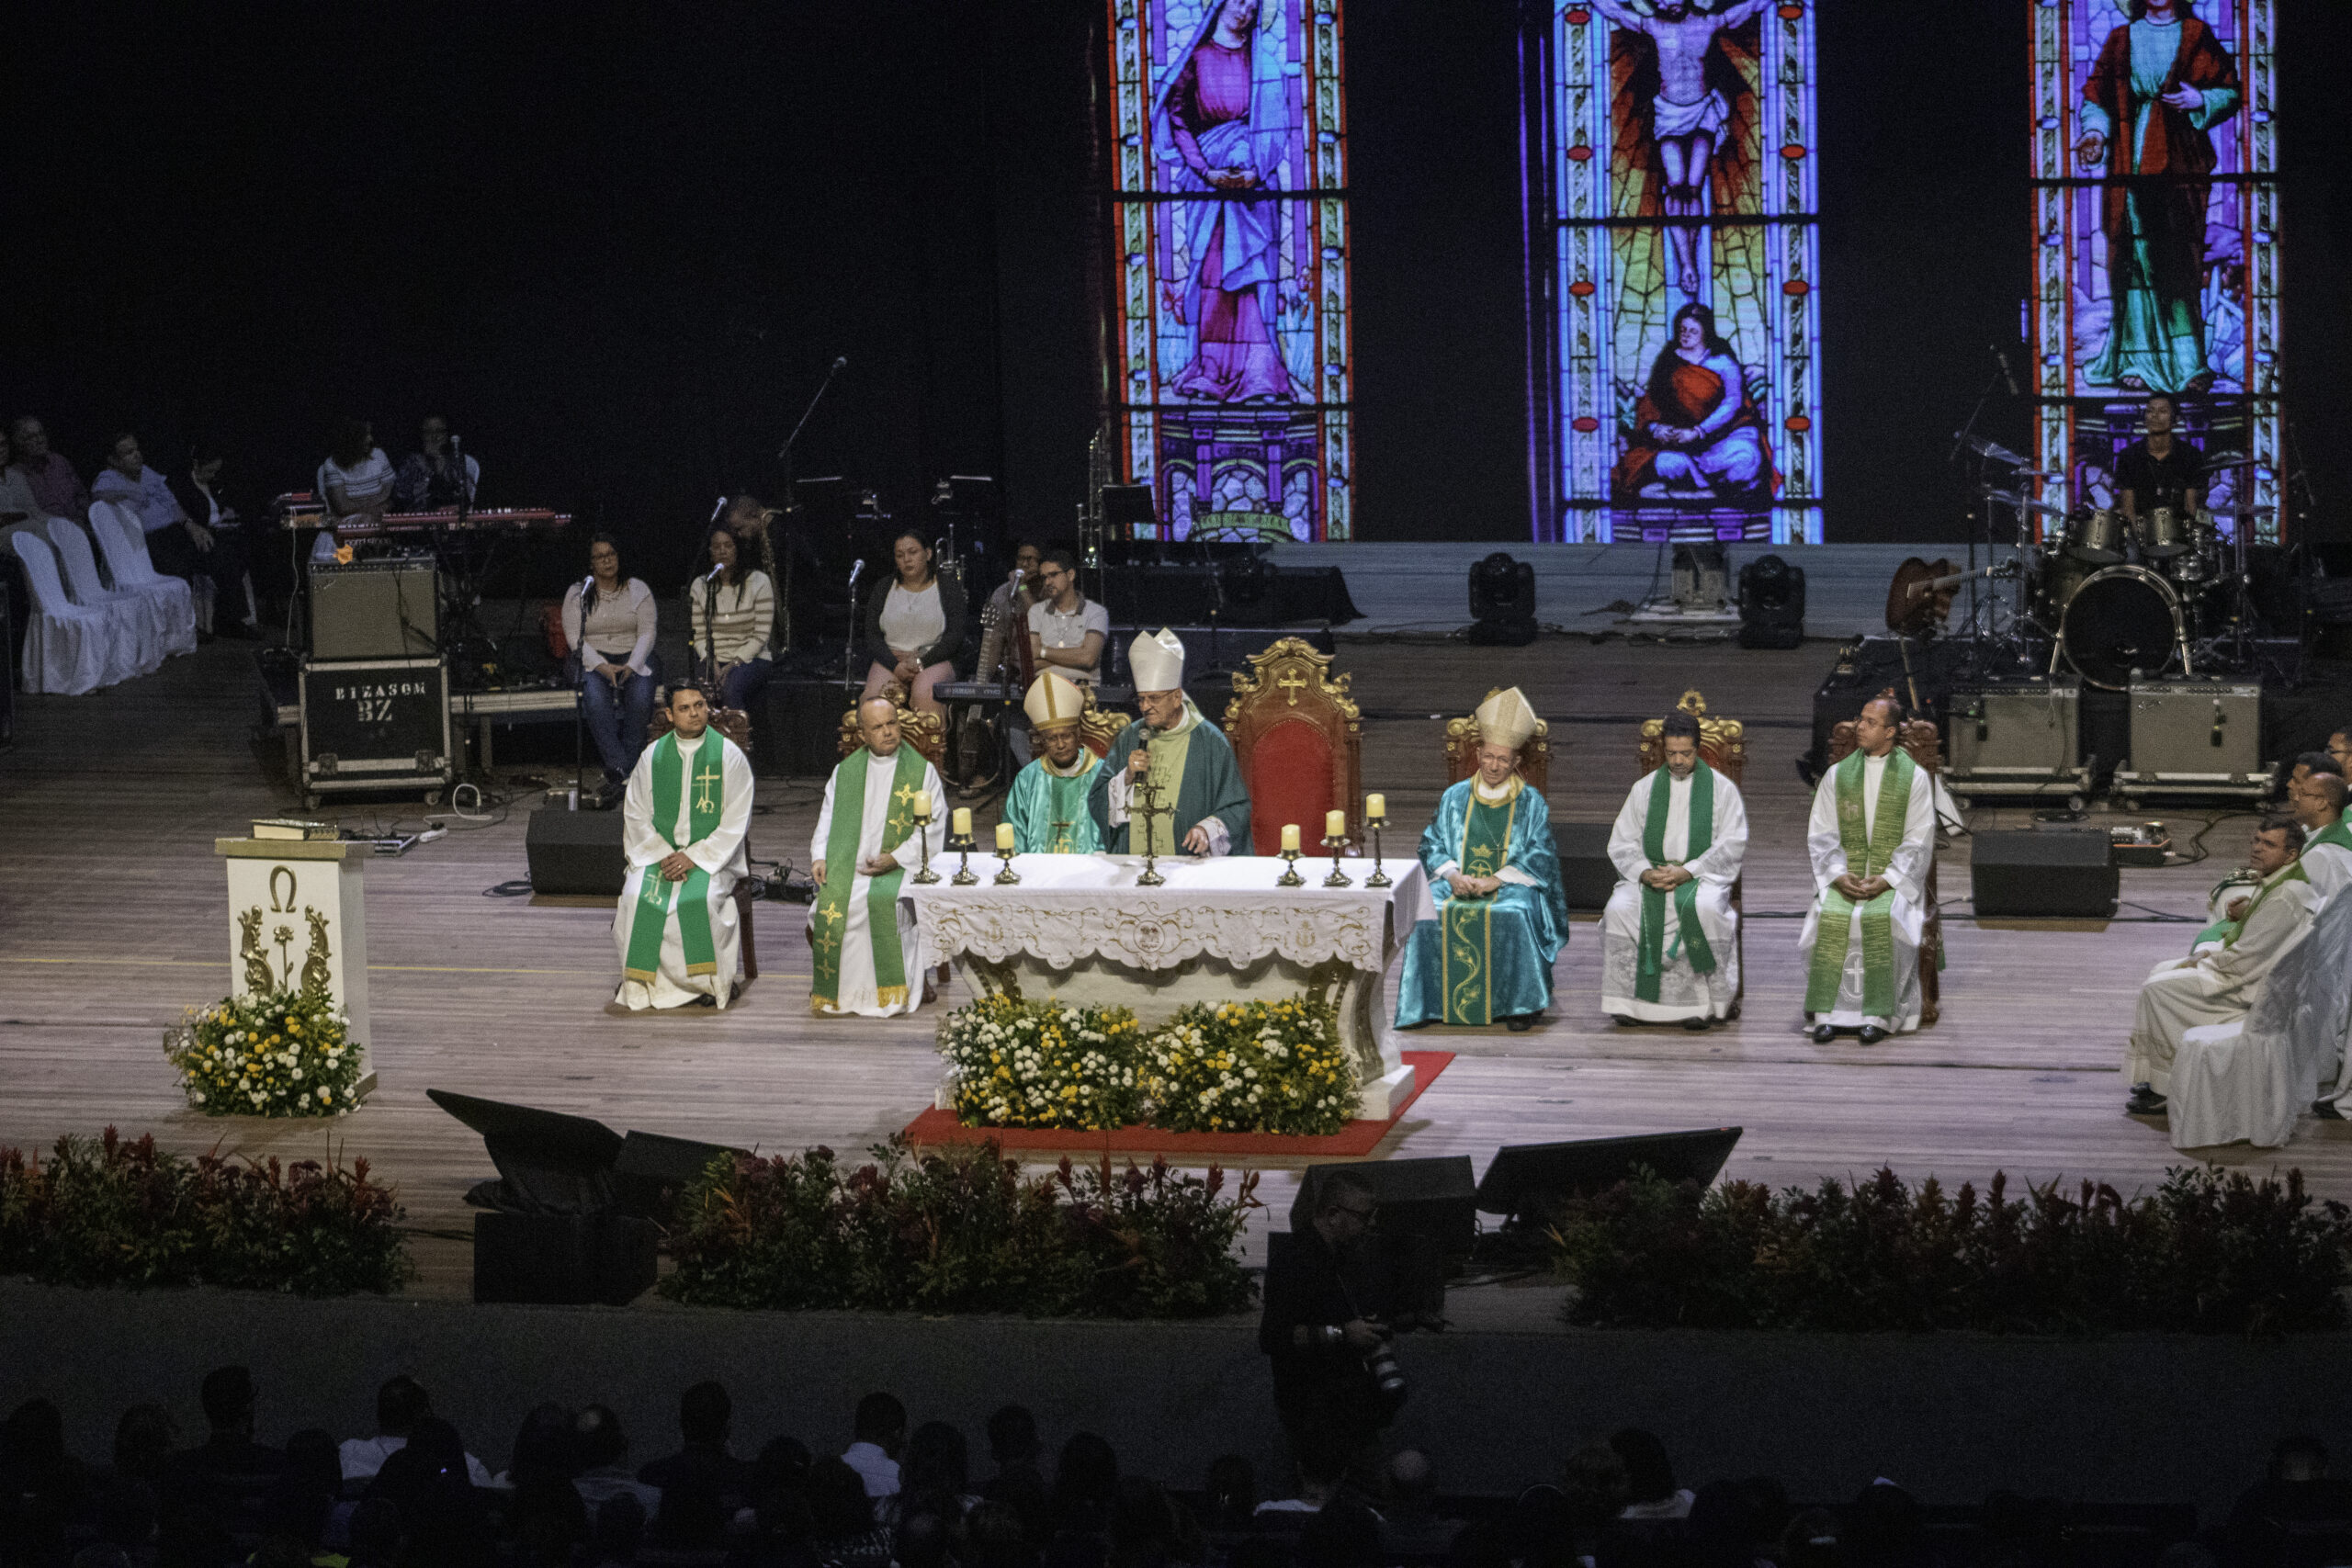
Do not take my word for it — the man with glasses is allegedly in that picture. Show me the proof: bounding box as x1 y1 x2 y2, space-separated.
1259 1171 1395 1471
392 414 479 513
1026 548 1108 685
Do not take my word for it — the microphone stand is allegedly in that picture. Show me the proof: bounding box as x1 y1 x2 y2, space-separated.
775 357 847 661
1948 356 2009 681
841 564 865 706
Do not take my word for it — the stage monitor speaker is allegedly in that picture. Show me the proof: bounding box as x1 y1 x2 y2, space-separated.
427 1088 625 1215
526 807 626 897
1476 1127 1744 1227
1968 829 2118 918
1553 821 1617 912
310 560 438 660
613 1130 746 1222
472 1212 659 1306
1287 1156 1476 1323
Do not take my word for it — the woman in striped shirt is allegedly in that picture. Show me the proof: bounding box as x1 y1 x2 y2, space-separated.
688 524 776 713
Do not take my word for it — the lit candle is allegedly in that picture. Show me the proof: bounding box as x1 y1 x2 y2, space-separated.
1325 809 1346 840
952 807 973 839
996 822 1015 852
1280 823 1301 854
913 789 932 818
1365 793 1386 822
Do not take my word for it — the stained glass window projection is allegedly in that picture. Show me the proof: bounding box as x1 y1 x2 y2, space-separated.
1106 0 1351 542
2029 0 2278 544
1532 0 1822 546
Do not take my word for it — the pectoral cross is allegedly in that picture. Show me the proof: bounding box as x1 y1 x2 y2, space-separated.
694 761 723 812
1049 817 1076 853
1277 671 1307 706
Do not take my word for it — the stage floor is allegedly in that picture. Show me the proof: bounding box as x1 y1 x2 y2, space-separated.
4 628 2344 1298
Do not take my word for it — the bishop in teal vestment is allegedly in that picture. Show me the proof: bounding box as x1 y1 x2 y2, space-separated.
1396 773 1567 1029
1007 671 1106 853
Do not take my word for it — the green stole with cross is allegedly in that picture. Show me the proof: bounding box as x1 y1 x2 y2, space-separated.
622 731 726 983
1440 777 1522 1026
810 745 927 1010
2222 860 2310 949
1804 747 1917 1019
1636 760 1718 1002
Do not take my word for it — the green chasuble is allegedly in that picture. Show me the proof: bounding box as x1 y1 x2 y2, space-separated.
1005 752 1105 853
1637 760 1718 1003
1804 747 1917 1019
809 745 928 1012
619 731 725 983
1395 775 1567 1028
1086 702 1252 855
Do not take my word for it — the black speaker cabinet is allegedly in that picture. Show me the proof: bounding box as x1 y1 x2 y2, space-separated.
1476 1127 1745 1226
526 807 627 897
1286 1156 1476 1323
1969 829 2119 918
472 1212 659 1306
1553 821 1617 912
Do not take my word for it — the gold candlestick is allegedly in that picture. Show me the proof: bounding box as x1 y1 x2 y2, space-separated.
910 807 941 885
993 845 1022 885
947 832 979 886
1320 833 1352 888
1364 819 1392 887
1134 770 1168 887
1275 848 1305 887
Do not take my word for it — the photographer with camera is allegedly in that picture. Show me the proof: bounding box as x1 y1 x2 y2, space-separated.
1259 1171 1404 1474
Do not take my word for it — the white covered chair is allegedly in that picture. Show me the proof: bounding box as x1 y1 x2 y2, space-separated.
2169 894 2339 1150
43 518 158 682
89 501 198 656
4 532 122 694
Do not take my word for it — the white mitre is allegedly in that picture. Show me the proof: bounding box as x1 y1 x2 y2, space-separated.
1475 686 1541 752
1023 671 1085 731
1128 626 1187 694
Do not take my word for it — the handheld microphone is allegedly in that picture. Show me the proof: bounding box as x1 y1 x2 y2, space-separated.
848 558 865 588
1991 344 2022 398
709 496 729 525
831 355 849 373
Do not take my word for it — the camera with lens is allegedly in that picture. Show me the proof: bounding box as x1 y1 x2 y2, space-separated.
1362 1335 1408 1409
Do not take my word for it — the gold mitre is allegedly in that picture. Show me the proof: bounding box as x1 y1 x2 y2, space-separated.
1475 686 1541 752
1127 626 1187 694
1023 671 1085 731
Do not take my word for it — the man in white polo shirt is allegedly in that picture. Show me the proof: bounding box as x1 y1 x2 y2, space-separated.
1026 548 1110 684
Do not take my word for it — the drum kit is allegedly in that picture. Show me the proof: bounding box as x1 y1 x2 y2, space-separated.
1955 436 2265 691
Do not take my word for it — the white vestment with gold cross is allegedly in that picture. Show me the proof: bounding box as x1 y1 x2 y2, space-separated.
808 750 946 1018
614 731 755 1010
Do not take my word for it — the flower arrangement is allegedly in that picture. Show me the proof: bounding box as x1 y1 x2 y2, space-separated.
661 1136 1258 1318
0 1128 412 1296
164 988 361 1118
936 994 1145 1131
1140 998 1354 1136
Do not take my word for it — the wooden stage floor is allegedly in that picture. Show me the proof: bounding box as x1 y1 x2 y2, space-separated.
4 630 2342 1297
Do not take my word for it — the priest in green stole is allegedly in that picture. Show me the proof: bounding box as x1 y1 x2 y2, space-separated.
1799 695 1938 1044
1005 671 1105 853
808 696 945 1018
1601 710 1748 1029
1396 687 1567 1032
614 682 755 1010
1088 627 1251 856
2127 817 2318 1115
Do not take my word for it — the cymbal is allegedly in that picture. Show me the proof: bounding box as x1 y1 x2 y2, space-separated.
1957 432 2030 467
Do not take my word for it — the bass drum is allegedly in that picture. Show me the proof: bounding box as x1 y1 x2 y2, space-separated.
2059 565 2184 691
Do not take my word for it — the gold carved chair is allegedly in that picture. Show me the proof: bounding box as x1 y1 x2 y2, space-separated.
1443 691 1552 793
1824 688 1944 1026
1077 686 1129 761
646 703 760 983
1223 637 1362 855
838 682 949 771
1634 689 1747 1017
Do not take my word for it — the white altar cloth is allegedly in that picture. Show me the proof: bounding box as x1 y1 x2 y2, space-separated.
906 854 1434 1118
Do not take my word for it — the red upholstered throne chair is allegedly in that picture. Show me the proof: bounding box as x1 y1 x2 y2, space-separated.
1223 637 1363 854
646 702 760 983
1825 689 1945 1026
1635 688 1747 1017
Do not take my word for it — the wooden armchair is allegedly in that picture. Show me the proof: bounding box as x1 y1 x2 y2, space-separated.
1634 689 1747 1016
1223 637 1363 855
838 682 949 770
1443 692 1552 793
1825 689 1944 1026
647 705 760 983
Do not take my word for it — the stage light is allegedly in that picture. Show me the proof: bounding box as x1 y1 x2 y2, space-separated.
1738 553 1806 649
1466 552 1537 647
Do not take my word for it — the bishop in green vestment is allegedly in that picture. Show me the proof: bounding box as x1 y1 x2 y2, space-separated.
809 697 945 1018
1087 627 1251 856
614 683 755 1010
1799 696 1937 1043
1396 687 1567 1032
1006 671 1105 853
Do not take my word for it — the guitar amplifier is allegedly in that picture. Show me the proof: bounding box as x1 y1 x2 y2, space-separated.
309 560 439 659
2113 681 2271 806
1944 679 2089 806
300 657 454 801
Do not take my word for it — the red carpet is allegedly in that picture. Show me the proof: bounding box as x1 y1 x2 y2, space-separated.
900 1051 1454 1159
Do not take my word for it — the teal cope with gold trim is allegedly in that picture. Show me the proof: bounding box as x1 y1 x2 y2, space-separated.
1396 775 1567 1027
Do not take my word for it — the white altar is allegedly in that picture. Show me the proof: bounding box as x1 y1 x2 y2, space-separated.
906 854 1436 1118
214 838 376 1099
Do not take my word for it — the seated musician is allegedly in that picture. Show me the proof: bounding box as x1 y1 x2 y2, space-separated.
2114 391 2201 536
861 528 967 717
318 418 396 562
2126 818 2316 1117
391 414 479 513
1027 548 1108 685
613 682 754 1011
687 524 776 715
564 534 661 807
974 541 1042 687
1005 672 1104 854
